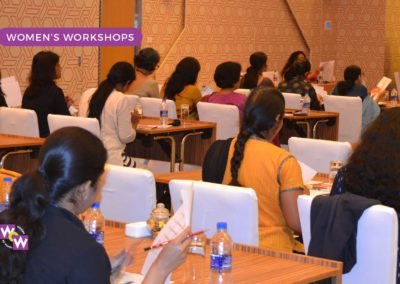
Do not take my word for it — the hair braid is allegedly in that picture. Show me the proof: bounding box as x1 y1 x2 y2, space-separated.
229 129 253 186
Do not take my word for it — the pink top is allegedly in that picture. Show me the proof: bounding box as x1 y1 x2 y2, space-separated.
201 91 247 120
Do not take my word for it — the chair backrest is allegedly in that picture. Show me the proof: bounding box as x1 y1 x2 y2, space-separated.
298 195 398 284
100 164 156 223
169 180 259 246
282 92 303 110
78 88 96 117
234 88 251 96
0 107 39 137
125 94 139 110
197 102 240 140
288 137 352 173
48 114 100 137
324 96 362 143
139 97 177 119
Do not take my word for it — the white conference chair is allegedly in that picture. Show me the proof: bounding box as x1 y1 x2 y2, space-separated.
139 97 177 119
0 107 39 137
125 94 139 110
298 195 398 284
282 92 303 110
197 102 240 140
324 96 362 143
78 88 96 117
288 137 352 173
100 164 156 223
234 88 251 96
169 180 259 246
48 114 100 137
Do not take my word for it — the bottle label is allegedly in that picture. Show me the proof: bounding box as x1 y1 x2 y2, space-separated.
303 102 310 109
210 254 232 272
89 230 104 244
160 110 168 117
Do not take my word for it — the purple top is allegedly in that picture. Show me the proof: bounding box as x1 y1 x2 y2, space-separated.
201 91 247 120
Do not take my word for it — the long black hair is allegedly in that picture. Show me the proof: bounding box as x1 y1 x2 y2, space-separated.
281 50 306 78
336 65 362 96
240 52 267 89
344 108 400 214
230 87 285 186
164 57 200 101
88 61 135 121
0 127 107 283
24 51 60 99
284 59 311 81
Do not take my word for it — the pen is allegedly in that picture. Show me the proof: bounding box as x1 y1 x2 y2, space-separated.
143 229 206 251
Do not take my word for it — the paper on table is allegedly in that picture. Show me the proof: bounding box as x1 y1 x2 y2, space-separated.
137 124 173 130
1 76 22 107
298 161 317 184
319 60 335 82
376 76 392 90
141 184 193 284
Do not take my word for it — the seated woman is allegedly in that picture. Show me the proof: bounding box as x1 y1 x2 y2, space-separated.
0 127 190 284
126 47 161 98
202 61 247 120
278 59 322 110
161 57 201 120
88 62 139 167
204 86 307 252
0 71 7 107
330 108 400 282
331 65 380 130
22 51 71 137
281 51 320 82
240 51 274 89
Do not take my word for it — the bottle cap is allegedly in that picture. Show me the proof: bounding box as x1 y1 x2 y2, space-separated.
3 177 12 183
162 97 166 102
216 222 227 230
91 202 100 209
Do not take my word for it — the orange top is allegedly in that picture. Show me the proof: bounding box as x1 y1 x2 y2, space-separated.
222 138 304 252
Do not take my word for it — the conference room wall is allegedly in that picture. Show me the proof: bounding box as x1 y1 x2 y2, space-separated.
0 0 100 103
385 0 400 89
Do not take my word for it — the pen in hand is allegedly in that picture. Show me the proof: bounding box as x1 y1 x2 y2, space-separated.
143 229 206 251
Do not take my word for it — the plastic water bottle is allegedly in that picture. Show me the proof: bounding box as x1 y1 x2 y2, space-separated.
0 177 12 212
302 92 311 115
160 98 168 126
209 222 233 283
272 70 278 86
390 88 398 105
84 202 105 245
317 73 324 84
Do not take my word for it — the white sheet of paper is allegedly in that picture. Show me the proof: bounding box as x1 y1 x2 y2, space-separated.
298 161 317 183
376 76 392 90
141 184 193 284
1 76 22 107
319 61 335 82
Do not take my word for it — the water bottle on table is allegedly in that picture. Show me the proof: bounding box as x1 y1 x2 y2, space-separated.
389 88 398 106
302 92 311 115
0 177 12 213
160 98 168 126
84 202 105 245
209 222 233 283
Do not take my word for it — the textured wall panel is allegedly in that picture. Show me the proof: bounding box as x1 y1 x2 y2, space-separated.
0 0 99 103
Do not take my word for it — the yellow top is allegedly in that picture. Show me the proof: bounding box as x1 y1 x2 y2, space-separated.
222 138 304 252
161 85 202 120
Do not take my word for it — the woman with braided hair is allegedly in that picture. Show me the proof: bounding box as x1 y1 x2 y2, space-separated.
221 86 307 252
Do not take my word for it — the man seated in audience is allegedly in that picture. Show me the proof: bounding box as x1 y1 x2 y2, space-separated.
202 61 247 120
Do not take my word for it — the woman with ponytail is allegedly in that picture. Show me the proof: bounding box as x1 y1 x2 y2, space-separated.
88 61 140 167
161 57 201 120
0 127 191 284
240 52 273 89
222 87 306 252
331 65 380 130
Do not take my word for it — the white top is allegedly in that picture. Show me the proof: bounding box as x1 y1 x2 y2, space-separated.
83 88 136 166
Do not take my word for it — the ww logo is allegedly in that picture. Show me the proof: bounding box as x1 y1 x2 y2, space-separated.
0 224 29 251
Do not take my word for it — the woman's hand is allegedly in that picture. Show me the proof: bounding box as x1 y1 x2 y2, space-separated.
143 228 191 284
110 249 133 282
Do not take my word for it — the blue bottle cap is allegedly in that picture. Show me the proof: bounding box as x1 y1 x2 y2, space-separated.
3 177 12 183
216 222 227 230
91 202 100 209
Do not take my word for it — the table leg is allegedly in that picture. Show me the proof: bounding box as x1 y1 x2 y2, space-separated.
312 119 329 139
179 131 203 171
154 136 176 172
0 149 33 169
296 121 311 138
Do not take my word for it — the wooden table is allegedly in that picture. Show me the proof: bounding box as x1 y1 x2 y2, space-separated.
0 134 44 173
104 224 342 283
282 110 339 142
378 101 400 110
125 117 216 172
